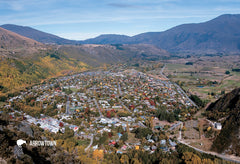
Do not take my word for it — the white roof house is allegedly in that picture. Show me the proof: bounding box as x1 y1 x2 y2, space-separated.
214 122 222 130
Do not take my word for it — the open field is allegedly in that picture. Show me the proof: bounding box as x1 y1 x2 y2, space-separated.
163 55 240 101
181 118 219 152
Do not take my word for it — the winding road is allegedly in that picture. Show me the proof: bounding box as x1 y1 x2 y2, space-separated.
85 134 94 152
178 122 240 163
94 98 103 118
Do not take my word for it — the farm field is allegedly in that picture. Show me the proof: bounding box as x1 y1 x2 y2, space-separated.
163 55 240 101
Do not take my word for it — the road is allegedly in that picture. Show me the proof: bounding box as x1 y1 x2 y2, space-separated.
160 64 198 108
168 121 182 131
118 82 122 96
121 102 131 113
178 122 240 163
160 64 168 79
173 82 198 108
118 82 134 116
178 139 240 163
177 122 183 140
65 96 70 114
94 98 103 117
138 121 147 128
84 134 94 152
56 45 61 51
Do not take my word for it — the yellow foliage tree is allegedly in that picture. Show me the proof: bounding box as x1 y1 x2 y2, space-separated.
207 126 212 132
120 154 129 164
56 139 64 147
182 152 201 164
182 126 187 131
62 138 75 153
202 158 214 164
76 146 97 164
131 158 141 164
93 149 104 161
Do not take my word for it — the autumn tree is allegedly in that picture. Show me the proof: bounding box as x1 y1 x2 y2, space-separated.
202 158 214 164
93 149 104 161
182 152 201 164
120 154 129 164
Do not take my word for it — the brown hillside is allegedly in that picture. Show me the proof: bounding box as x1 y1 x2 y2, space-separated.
0 27 42 49
206 88 240 156
0 27 45 59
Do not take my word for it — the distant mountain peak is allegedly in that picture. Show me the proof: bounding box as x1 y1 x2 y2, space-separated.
2 14 240 54
1 24 77 45
81 14 240 54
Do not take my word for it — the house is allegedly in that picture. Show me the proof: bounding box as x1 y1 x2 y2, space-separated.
160 139 166 145
143 145 150 151
121 145 127 151
214 122 222 130
117 133 123 139
148 139 154 143
151 145 157 151
169 139 177 150
92 145 98 150
109 141 116 146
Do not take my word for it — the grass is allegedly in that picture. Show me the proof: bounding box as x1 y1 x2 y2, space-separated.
165 62 240 100
70 87 79 92
0 102 7 107
231 71 240 76
166 63 193 71
77 139 90 146
127 132 139 143
220 80 240 89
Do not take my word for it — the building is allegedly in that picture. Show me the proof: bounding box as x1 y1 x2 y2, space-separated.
214 122 222 130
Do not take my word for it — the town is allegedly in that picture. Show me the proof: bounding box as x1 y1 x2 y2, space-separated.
2 65 231 163
3 65 198 152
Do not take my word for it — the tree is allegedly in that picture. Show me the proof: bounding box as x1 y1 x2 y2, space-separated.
62 138 76 152
133 128 153 139
156 108 176 122
93 149 104 161
62 127 74 139
185 62 193 65
189 94 205 107
120 133 128 142
202 159 214 164
107 111 112 118
225 70 230 74
182 152 201 164
131 158 141 164
168 113 175 123
120 154 129 164
99 132 108 145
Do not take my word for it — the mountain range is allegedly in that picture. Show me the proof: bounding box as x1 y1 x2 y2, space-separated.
0 27 169 93
2 14 240 54
1 24 77 45
0 13 240 93
0 13 240 161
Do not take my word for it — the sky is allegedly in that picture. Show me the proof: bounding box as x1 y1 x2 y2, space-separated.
0 0 240 40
